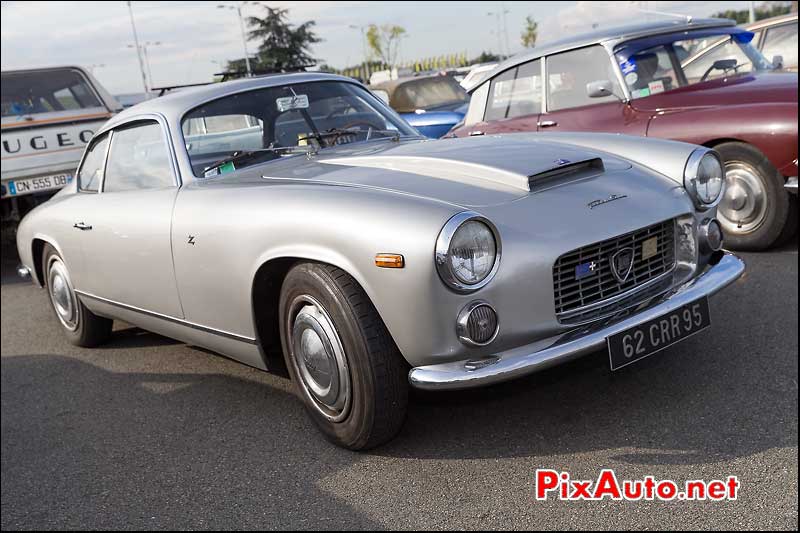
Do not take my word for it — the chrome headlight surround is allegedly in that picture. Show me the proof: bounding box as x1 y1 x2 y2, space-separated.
435 211 501 293
684 148 725 210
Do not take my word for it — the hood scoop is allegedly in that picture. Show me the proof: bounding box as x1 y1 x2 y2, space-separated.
321 154 609 194
528 157 605 193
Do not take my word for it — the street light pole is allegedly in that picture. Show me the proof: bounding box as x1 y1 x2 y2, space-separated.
349 24 369 81
126 1 149 96
218 2 253 77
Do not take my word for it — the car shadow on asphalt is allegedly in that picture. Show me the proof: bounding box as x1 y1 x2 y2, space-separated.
0 353 387 530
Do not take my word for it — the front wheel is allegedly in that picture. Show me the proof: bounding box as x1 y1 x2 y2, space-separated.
42 244 112 347
715 142 792 251
279 262 408 450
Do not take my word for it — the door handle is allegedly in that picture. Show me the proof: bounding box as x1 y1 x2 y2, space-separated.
538 120 558 128
73 222 92 231
468 130 485 136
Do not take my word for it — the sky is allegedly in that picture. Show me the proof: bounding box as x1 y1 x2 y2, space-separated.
1 1 756 95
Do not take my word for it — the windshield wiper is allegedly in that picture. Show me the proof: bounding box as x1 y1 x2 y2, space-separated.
202 146 312 177
297 127 402 147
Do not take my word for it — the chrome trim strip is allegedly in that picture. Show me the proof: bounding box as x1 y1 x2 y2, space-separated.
74 290 257 345
785 176 798 193
409 252 745 391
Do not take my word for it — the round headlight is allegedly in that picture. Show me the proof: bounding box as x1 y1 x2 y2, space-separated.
435 212 500 292
685 149 725 208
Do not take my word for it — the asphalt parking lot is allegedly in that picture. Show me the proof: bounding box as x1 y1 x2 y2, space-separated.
1 243 797 530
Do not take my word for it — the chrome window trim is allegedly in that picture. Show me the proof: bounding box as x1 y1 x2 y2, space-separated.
435 211 502 293
541 44 628 114
76 130 111 194
100 113 181 192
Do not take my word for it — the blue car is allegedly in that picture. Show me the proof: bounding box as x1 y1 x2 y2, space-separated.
372 75 469 138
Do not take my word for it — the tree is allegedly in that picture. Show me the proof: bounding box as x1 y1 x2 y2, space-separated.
470 51 501 64
225 6 320 75
521 16 538 48
365 24 406 67
713 1 793 23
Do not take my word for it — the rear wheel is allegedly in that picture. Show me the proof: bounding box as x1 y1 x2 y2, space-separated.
716 142 790 251
42 244 112 347
279 262 408 450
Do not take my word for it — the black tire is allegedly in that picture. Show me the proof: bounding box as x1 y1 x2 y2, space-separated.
42 244 112 347
715 142 790 251
775 194 798 246
279 262 408 450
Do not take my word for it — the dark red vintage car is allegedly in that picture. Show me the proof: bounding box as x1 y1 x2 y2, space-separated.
452 18 798 250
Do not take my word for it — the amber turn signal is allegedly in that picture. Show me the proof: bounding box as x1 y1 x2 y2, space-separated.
375 253 405 268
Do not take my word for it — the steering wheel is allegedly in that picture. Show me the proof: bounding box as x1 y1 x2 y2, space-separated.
328 121 384 145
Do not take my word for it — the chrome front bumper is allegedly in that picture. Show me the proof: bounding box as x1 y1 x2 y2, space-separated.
409 252 745 391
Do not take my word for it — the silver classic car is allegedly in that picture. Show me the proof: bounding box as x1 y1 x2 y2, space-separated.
16 73 745 449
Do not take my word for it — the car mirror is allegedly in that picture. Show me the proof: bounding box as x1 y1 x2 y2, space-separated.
712 59 738 71
772 55 784 69
586 80 615 98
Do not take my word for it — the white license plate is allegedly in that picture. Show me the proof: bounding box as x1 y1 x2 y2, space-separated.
3 173 73 198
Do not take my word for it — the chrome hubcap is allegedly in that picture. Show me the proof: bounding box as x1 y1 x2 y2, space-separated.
48 259 78 331
290 296 351 422
718 161 768 235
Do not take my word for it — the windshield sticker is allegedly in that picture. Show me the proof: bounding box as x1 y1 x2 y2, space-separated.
218 161 236 174
632 88 651 98
648 80 665 95
276 94 310 112
624 72 638 85
619 58 637 75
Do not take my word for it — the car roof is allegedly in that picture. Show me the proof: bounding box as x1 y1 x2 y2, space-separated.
476 17 737 90
101 72 362 131
744 12 798 30
372 74 451 94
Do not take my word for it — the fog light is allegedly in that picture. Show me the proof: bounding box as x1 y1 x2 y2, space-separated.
457 301 499 346
699 219 724 253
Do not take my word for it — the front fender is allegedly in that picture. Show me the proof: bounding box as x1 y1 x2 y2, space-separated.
646 102 798 174
171 182 475 366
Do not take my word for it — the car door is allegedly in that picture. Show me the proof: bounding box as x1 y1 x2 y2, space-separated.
540 45 649 136
77 118 183 318
463 59 542 136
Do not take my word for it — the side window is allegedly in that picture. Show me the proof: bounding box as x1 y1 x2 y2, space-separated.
620 45 680 98
104 122 174 192
485 60 542 121
761 22 798 69
681 38 753 83
547 46 621 111
77 134 108 192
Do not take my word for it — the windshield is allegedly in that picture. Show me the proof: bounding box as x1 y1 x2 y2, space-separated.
390 77 469 112
1 68 103 118
615 29 773 99
181 80 418 177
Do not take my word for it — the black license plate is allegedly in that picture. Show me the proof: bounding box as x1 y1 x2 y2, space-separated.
607 297 710 371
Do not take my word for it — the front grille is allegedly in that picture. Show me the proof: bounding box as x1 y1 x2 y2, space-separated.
553 219 676 323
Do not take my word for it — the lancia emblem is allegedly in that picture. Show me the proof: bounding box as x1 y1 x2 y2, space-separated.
554 158 571 166
610 248 635 283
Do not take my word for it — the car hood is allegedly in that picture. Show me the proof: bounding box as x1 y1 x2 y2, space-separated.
632 71 798 112
203 135 682 208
